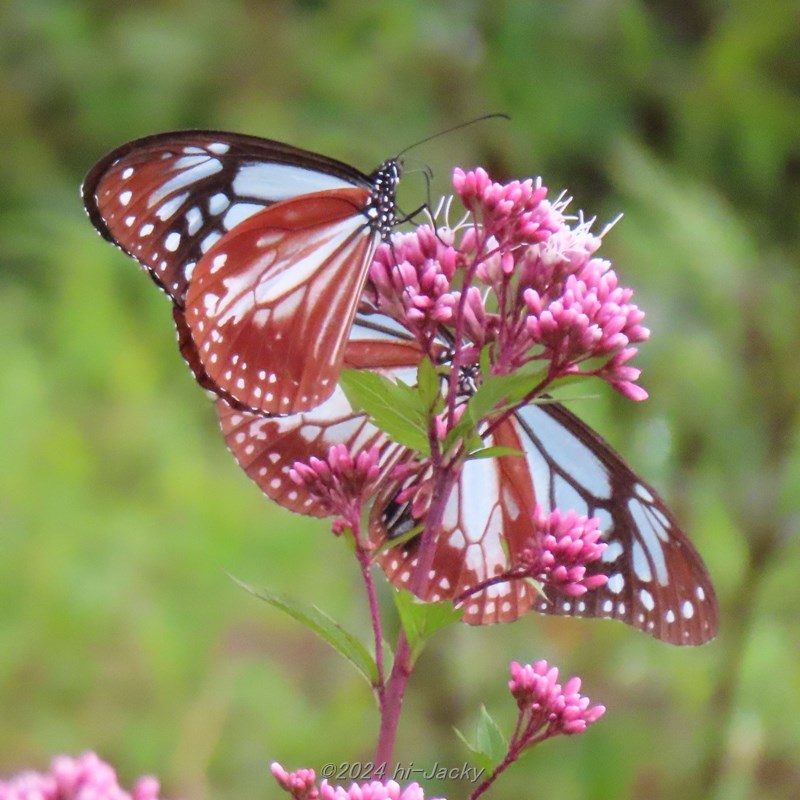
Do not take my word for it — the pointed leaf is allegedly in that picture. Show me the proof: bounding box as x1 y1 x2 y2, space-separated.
442 412 482 455
416 357 441 412
476 705 508 765
453 726 495 774
340 369 430 453
466 445 525 460
467 368 547 423
231 577 378 686
393 588 463 663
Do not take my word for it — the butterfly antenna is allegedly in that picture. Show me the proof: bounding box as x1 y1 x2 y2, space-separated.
395 112 510 159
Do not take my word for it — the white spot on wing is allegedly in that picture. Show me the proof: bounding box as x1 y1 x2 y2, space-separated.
165 232 181 252
156 192 189 221
208 193 230 215
232 163 354 201
149 158 223 206
601 540 623 562
607 573 624 594
632 540 653 582
186 206 203 235
201 231 222 253
223 203 266 231
211 253 228 274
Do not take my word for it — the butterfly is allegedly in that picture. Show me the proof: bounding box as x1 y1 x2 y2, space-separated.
216 308 719 645
82 131 401 415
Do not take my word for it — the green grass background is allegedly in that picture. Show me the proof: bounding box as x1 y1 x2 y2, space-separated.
1 1 799 798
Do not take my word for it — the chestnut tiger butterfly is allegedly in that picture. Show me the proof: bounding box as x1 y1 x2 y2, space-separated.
82 130 401 415
217 307 719 646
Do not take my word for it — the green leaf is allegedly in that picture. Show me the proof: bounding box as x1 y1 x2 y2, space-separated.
453 727 495 774
466 445 525 460
442 412 482 455
467 368 547 423
340 369 430 453
230 577 378 686
475 705 508 764
416 357 440 412
479 343 493 378
453 706 507 772
393 588 463 663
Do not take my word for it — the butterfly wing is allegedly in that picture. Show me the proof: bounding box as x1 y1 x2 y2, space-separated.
371 417 543 625
371 402 717 643
513 402 719 644
184 189 382 414
82 131 372 305
215 312 421 514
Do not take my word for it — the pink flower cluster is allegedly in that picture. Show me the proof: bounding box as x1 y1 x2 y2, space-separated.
508 660 606 737
523 261 649 400
368 167 650 404
290 444 381 529
272 763 444 800
369 227 459 341
522 507 609 596
0 752 163 800
453 167 557 244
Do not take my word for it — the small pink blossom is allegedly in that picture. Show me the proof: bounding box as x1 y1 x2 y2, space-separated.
508 660 606 738
272 763 320 799
319 779 438 800
370 227 459 335
433 404 466 442
458 285 498 347
520 507 608 596
290 444 381 526
521 255 649 396
452 168 559 245
596 347 649 401
272 765 444 800
0 752 166 800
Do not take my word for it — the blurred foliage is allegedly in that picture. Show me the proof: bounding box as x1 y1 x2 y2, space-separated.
1 0 799 798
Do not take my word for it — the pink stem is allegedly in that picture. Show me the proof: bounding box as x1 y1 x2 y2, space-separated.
375 630 412 766
375 438 457 765
353 516 385 706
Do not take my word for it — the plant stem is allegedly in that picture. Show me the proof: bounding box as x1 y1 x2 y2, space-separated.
353 516 385 706
375 436 458 764
375 629 412 766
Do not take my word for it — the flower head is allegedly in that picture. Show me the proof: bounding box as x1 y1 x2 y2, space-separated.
272 763 319 799
290 444 381 528
0 752 165 800
272 765 445 800
519 506 608 597
524 259 649 375
508 660 606 739
370 226 459 338
452 168 559 245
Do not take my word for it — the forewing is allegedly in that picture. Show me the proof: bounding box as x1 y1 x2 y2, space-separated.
514 402 718 645
82 131 366 304
185 189 379 415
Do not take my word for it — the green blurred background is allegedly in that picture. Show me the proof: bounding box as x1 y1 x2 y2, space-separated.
2 1 799 798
